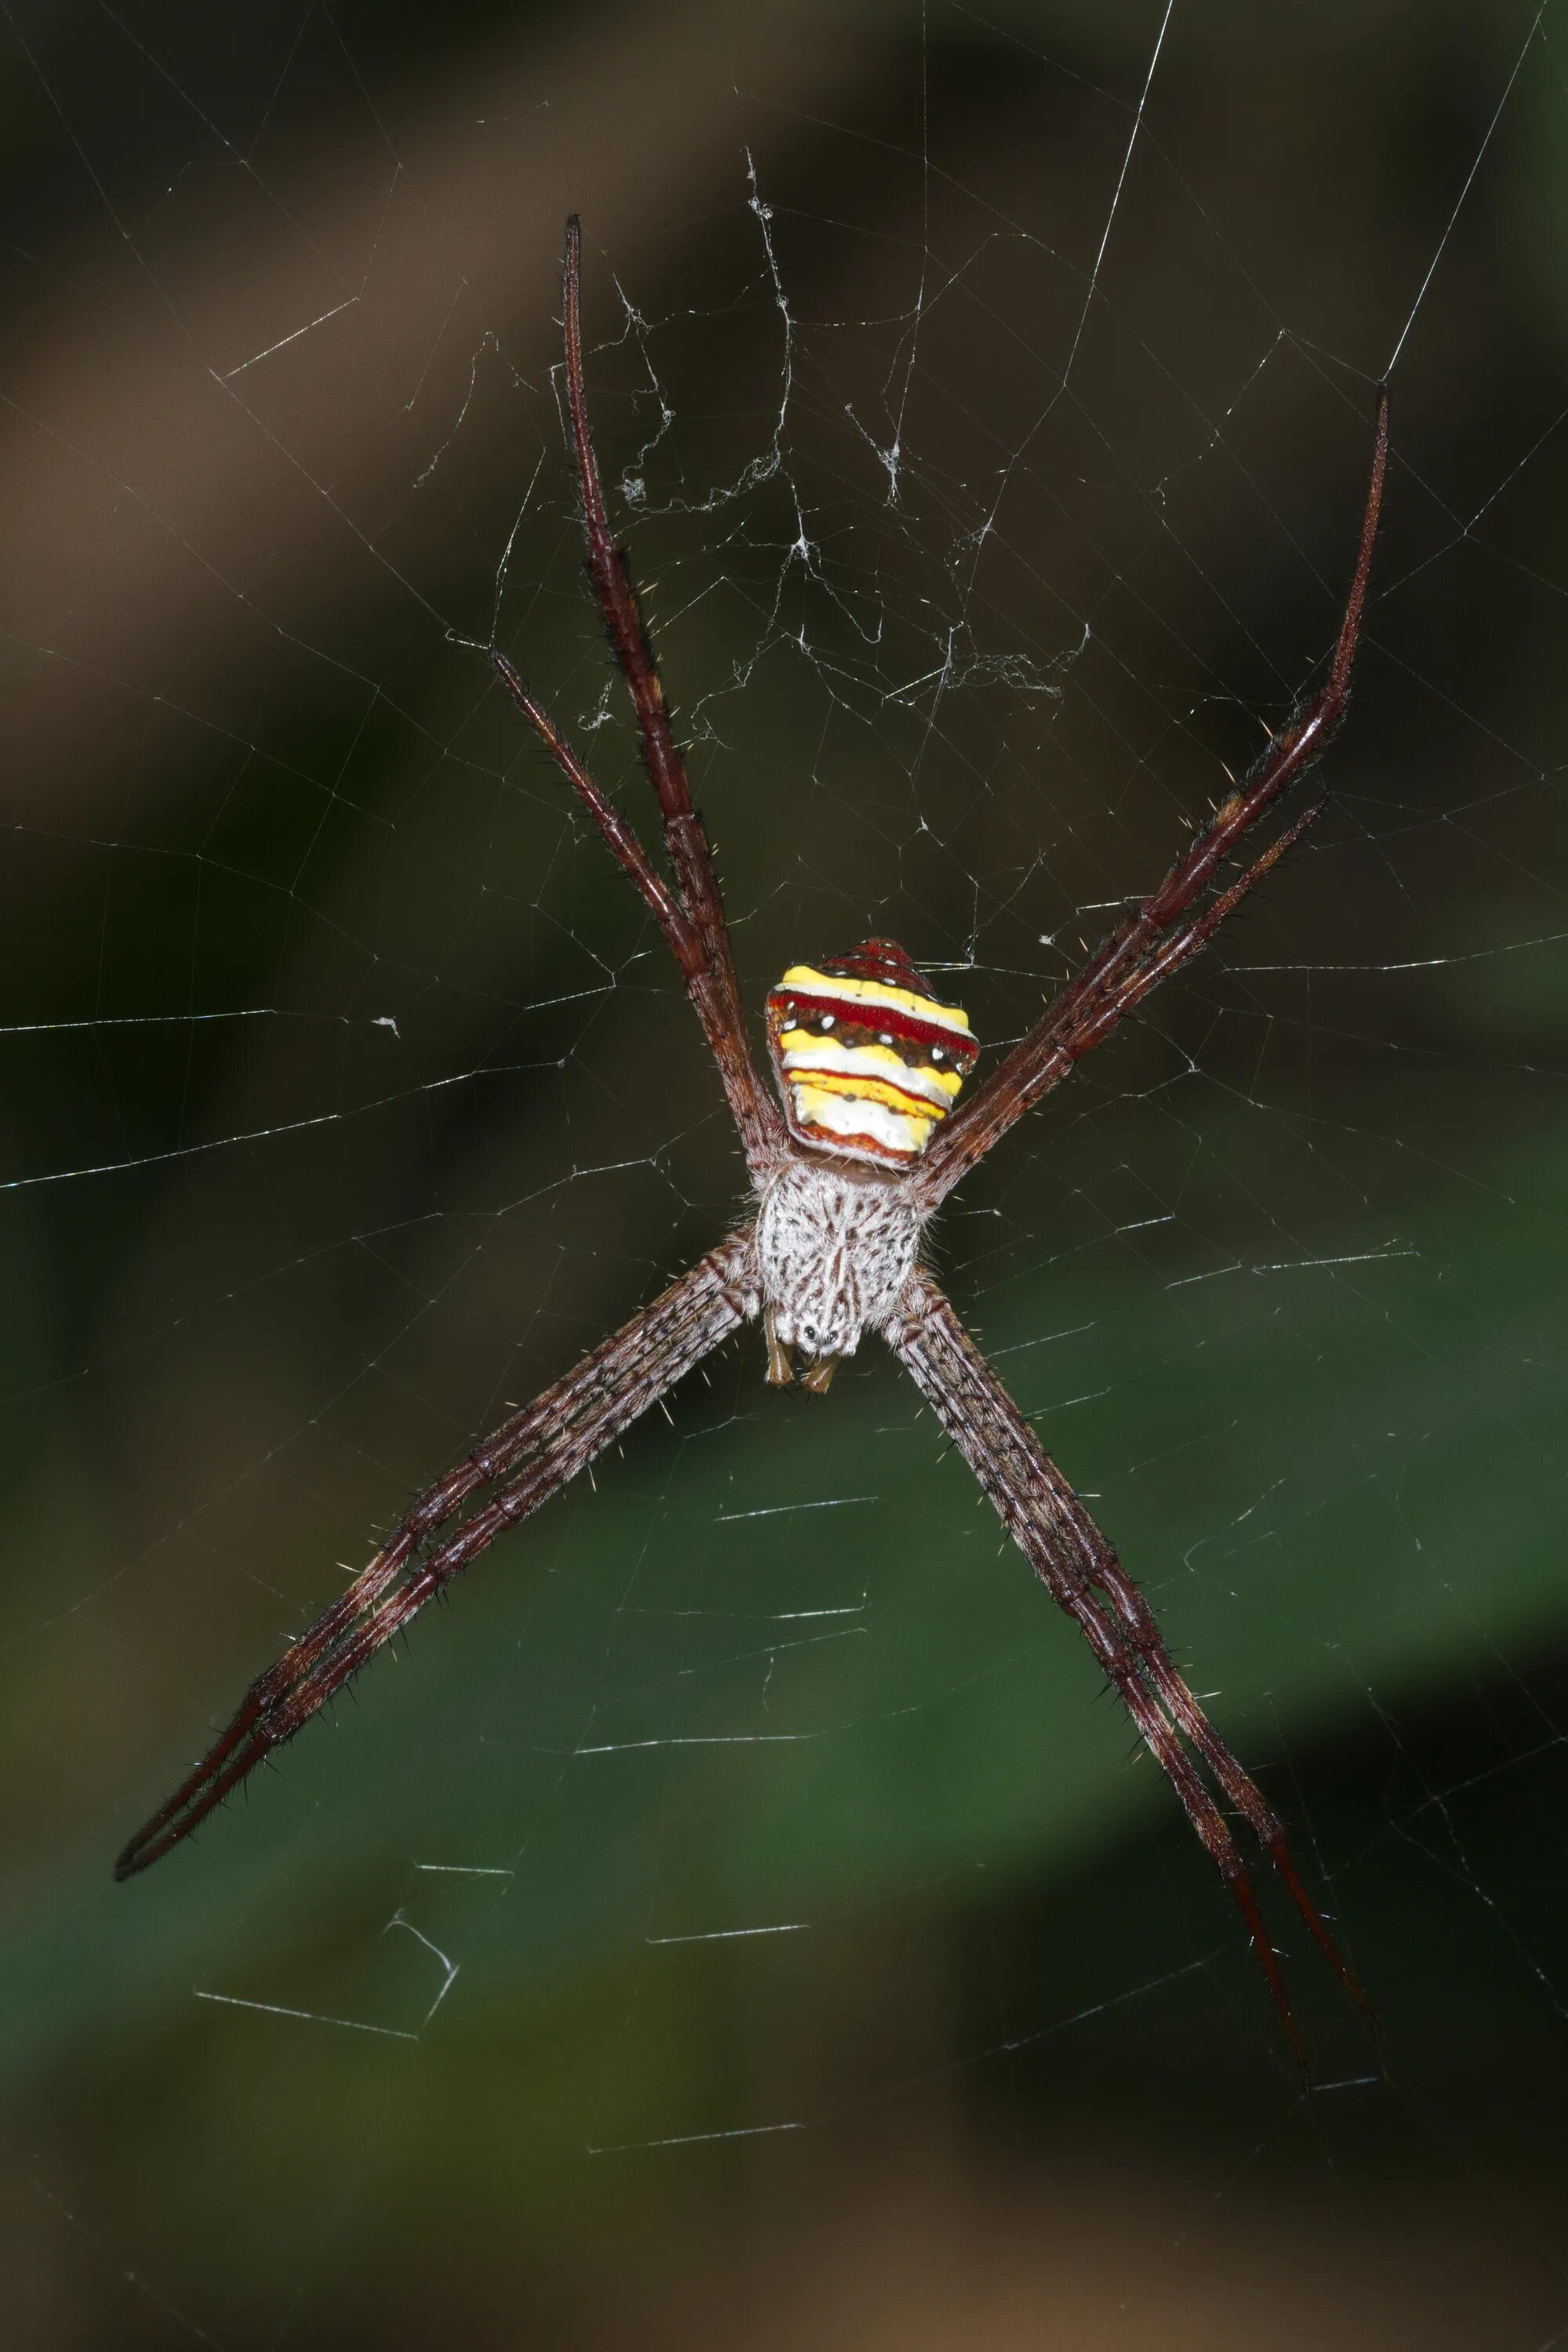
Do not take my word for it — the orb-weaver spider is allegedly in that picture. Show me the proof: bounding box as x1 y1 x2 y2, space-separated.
117 217 1388 2074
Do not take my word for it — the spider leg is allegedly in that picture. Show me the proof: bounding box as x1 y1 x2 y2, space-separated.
1040 1509 1368 2020
490 652 779 1171
888 1268 1369 2074
114 1230 757 1880
492 218 786 1179
490 655 703 980
1066 1581 1310 2077
917 388 1388 1207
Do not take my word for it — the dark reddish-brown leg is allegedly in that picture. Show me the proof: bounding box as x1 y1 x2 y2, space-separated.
917 388 1388 1208
114 1232 756 1880
490 649 778 1172
890 1269 1371 2074
491 216 785 1178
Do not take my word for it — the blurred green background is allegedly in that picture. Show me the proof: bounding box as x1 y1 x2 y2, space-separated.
2 0 1567 2343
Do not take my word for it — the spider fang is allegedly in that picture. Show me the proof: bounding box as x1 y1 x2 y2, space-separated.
763 1305 795 1388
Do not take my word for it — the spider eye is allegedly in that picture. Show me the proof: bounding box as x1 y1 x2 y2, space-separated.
931 1047 944 1063
819 1014 834 1031
877 1033 892 1045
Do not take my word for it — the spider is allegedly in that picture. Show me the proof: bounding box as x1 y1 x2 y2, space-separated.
116 218 1388 2072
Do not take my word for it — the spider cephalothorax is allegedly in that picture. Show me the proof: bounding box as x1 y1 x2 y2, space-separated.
116 216 1389 2082
755 1160 925 1392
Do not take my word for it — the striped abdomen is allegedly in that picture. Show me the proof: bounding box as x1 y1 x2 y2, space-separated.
764 938 979 1168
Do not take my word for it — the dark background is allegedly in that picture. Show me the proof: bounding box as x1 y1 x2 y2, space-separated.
2 1 1566 2343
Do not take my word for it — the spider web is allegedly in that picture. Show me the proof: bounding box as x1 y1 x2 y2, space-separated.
2 1 1566 2342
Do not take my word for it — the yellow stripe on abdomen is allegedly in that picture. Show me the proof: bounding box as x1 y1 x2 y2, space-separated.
784 1065 945 1122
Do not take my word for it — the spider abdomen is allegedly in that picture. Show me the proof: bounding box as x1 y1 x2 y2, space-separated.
764 938 978 1169
756 1162 924 1363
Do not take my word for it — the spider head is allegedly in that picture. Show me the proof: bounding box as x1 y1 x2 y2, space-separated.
764 938 980 1168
